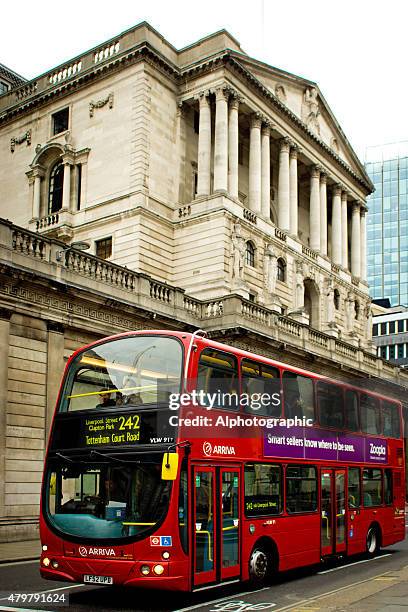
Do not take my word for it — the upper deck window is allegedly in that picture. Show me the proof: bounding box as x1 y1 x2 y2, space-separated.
241 359 281 416
282 372 315 422
360 394 382 435
196 349 238 409
317 382 344 429
382 400 401 438
62 335 183 412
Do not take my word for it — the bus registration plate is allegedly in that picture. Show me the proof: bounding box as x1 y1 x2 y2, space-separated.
84 575 113 585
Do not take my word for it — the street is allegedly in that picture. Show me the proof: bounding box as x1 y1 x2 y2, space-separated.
0 531 407 612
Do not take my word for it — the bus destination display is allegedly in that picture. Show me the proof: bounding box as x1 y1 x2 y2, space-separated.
82 413 141 446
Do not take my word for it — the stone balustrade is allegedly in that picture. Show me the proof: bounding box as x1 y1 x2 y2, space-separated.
1 217 407 387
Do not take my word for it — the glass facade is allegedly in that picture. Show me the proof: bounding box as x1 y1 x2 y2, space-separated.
365 157 408 306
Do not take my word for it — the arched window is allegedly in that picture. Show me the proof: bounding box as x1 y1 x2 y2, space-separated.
334 289 340 310
245 241 255 267
354 300 360 320
277 258 286 282
48 161 64 214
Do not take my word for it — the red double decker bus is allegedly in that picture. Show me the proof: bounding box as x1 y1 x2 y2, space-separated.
40 330 406 591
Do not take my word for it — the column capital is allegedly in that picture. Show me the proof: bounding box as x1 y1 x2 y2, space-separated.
261 123 271 137
30 163 46 179
229 96 240 111
289 145 299 160
320 171 327 184
333 183 342 197
351 201 361 214
250 112 263 129
341 190 348 202
310 164 321 179
196 90 210 106
360 204 368 215
61 152 74 165
215 85 229 102
279 137 291 153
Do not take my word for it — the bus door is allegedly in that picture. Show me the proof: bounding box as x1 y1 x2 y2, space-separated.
192 465 240 587
320 468 346 556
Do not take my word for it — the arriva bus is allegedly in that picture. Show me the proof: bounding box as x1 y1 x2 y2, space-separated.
40 330 406 591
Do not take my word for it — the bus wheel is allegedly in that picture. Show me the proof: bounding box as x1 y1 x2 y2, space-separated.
248 546 271 585
366 527 379 556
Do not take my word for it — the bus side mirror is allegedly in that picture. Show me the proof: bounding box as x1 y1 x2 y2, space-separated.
161 452 179 480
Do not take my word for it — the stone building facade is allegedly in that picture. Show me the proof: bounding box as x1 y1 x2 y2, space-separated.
0 23 407 541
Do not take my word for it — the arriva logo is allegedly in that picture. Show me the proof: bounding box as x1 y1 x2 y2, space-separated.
202 441 236 457
78 546 116 557
370 443 386 457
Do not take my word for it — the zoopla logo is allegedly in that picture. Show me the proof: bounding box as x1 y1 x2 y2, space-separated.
203 441 212 457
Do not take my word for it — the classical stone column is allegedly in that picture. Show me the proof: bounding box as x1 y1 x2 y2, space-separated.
33 176 41 218
0 309 11 519
196 92 211 197
309 165 321 252
248 113 262 213
213 87 229 192
289 146 298 236
228 96 240 198
351 202 361 277
61 161 72 211
341 191 349 269
278 138 290 231
320 172 327 256
331 184 342 265
261 123 271 219
360 206 367 282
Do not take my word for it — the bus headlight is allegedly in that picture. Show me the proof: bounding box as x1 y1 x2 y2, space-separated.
42 557 50 567
140 565 150 575
153 564 164 575
42 545 48 552
162 551 170 560
51 560 59 569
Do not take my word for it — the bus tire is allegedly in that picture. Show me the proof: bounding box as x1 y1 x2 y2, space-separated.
248 545 274 585
366 526 379 556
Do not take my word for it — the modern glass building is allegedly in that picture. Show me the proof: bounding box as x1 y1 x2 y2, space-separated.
365 144 408 306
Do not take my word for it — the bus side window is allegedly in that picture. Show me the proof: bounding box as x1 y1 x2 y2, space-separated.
382 401 401 438
244 463 282 516
348 467 361 507
286 466 317 513
317 382 344 429
197 349 238 410
363 468 382 506
360 394 381 435
241 359 281 417
282 372 315 422
345 390 359 431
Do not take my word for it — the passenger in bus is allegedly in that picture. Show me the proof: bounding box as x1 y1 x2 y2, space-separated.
95 388 116 408
125 393 143 406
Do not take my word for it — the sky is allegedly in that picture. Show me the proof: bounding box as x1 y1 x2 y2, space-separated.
2 0 407 161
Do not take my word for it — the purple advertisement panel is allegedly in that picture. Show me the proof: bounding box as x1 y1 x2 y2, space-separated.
264 426 387 464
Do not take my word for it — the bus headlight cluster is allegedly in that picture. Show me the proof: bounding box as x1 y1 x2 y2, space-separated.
162 551 170 560
42 557 50 567
42 545 48 552
51 560 59 569
140 565 150 576
153 564 164 575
